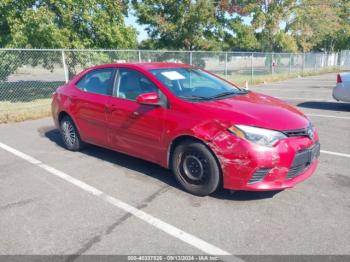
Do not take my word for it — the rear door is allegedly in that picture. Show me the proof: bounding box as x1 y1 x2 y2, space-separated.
73 67 116 146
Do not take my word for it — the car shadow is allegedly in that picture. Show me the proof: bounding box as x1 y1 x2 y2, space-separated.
211 189 282 201
42 126 282 201
297 101 350 112
43 127 179 188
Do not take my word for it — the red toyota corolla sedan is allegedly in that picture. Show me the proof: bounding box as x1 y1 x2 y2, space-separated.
52 63 320 196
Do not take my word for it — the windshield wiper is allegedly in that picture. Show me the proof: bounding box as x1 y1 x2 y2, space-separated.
179 90 249 101
178 95 211 101
208 91 239 99
208 90 249 99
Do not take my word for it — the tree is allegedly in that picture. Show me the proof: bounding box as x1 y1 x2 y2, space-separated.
0 0 137 80
3 0 137 49
220 0 345 52
132 0 223 50
0 0 34 47
314 0 350 51
288 0 342 52
222 17 261 51
219 0 297 52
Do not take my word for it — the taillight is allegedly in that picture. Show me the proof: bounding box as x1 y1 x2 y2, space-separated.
336 74 342 84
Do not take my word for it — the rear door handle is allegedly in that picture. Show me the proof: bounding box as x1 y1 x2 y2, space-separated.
69 95 77 102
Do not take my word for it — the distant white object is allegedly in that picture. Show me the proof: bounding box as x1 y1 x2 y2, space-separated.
333 72 350 102
244 80 249 89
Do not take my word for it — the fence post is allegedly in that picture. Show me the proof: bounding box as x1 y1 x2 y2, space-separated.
302 53 305 75
138 50 142 62
189 51 193 65
289 53 292 74
314 54 317 72
224 52 228 79
250 52 254 83
271 53 274 75
61 50 69 83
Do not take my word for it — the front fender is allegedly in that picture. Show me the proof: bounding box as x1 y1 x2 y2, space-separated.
163 119 232 168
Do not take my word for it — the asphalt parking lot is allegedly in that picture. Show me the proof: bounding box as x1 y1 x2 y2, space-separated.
0 73 349 257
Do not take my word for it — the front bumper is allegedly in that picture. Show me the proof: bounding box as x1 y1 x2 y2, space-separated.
210 131 320 191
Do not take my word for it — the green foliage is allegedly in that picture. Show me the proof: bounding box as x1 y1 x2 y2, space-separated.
0 0 349 57
223 17 260 51
132 0 223 50
221 0 297 52
132 0 348 53
289 0 342 52
1 0 137 49
274 32 298 52
0 0 34 47
0 52 23 81
10 6 67 49
0 0 137 80
314 0 350 51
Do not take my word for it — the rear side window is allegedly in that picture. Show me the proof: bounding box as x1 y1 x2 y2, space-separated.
76 68 115 95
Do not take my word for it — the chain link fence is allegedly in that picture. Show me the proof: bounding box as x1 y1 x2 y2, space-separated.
0 48 347 123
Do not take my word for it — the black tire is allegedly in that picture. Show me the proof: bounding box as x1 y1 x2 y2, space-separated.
171 140 221 196
59 116 84 151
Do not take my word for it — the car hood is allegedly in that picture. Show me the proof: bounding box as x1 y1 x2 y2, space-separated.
194 91 309 131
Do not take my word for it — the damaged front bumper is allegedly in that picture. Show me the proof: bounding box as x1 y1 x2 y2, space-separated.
209 131 320 191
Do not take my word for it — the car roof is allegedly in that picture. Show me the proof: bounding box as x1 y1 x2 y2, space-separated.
91 62 194 71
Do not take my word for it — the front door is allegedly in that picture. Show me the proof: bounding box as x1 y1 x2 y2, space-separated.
106 68 166 163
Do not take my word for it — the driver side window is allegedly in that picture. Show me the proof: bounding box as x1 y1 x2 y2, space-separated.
115 68 159 100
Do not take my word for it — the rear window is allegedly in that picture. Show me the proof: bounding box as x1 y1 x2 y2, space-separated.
76 68 115 95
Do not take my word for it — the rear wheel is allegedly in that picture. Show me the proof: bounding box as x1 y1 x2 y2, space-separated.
171 140 221 196
60 116 84 151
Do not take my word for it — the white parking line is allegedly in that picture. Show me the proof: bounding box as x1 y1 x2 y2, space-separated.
262 80 335 83
306 114 350 120
252 89 331 93
321 150 350 158
0 142 231 256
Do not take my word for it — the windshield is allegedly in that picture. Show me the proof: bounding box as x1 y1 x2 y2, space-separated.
149 68 247 101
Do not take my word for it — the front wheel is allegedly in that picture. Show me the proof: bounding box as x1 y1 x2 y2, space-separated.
60 116 84 151
171 140 221 196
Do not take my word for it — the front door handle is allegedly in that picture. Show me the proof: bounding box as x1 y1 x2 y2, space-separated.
105 105 118 113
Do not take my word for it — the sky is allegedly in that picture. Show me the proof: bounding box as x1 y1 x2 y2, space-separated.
125 11 148 42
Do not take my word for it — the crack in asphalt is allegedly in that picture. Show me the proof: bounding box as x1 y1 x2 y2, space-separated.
0 199 34 211
66 185 170 261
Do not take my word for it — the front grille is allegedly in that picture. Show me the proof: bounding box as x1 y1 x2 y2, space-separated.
287 163 308 179
248 168 271 184
283 128 308 137
287 142 320 179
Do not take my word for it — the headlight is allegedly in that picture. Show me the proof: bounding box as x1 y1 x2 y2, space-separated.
228 125 287 147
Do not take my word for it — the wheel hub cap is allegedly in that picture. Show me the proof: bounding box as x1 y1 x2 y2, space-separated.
61 121 76 147
183 155 204 181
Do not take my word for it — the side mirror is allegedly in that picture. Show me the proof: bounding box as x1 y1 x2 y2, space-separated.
136 92 160 105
